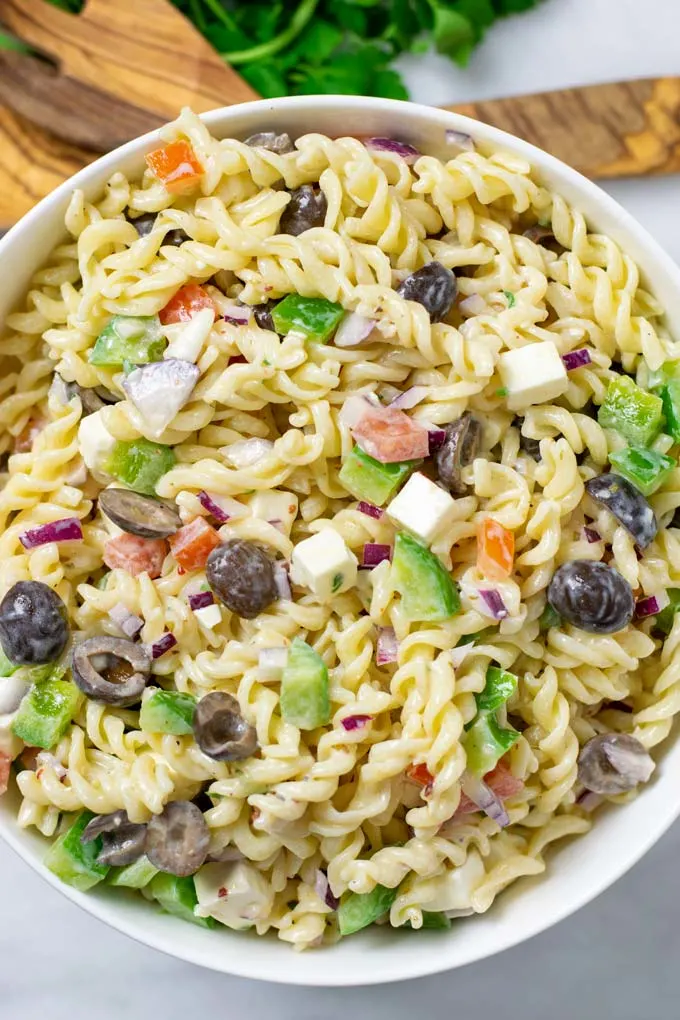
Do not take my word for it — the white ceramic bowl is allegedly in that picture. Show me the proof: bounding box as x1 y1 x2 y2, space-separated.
2 95 680 986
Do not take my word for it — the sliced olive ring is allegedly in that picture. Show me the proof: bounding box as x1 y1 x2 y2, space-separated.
193 691 259 762
99 488 181 540
585 473 658 549
435 412 482 495
72 636 151 706
145 800 210 877
81 809 147 866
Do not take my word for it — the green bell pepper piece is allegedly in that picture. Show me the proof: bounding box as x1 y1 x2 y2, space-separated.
462 713 520 776
338 884 398 936
598 376 663 446
12 675 81 749
339 445 415 506
407 911 452 930
539 603 561 631
108 855 159 889
139 690 197 735
455 627 497 648
271 295 345 343
105 438 176 495
0 647 18 676
280 637 330 730
44 811 110 890
149 873 216 928
654 589 680 636
661 381 680 443
90 315 165 367
475 666 518 714
647 360 680 392
391 532 460 622
608 445 675 497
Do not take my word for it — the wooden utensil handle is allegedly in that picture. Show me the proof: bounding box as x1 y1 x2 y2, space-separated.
444 77 680 179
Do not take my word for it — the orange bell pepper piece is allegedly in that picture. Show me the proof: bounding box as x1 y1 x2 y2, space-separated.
169 517 221 572
477 518 514 580
406 762 434 788
145 140 203 193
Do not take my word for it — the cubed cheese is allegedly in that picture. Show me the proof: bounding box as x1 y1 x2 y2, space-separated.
250 490 298 536
194 603 222 629
163 307 214 363
498 341 568 410
387 472 456 544
194 861 274 930
0 711 22 760
290 529 358 601
0 675 29 716
78 408 116 472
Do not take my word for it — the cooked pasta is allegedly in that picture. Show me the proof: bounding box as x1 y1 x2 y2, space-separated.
0 109 677 948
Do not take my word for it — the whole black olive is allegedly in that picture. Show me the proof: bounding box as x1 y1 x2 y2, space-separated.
193 691 258 762
397 261 457 322
578 733 655 795
252 300 279 332
99 489 181 540
72 636 151 706
244 131 295 155
279 185 327 236
81 809 147 866
145 800 210 877
435 412 483 495
206 540 278 619
0 581 69 666
585 473 657 549
547 560 635 634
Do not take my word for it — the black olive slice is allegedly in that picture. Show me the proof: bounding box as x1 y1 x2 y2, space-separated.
99 489 181 540
72 636 150 706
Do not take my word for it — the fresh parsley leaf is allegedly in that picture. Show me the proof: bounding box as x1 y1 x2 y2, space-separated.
431 6 476 62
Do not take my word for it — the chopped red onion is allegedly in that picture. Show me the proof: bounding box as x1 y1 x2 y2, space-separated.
356 501 384 520
389 386 429 411
458 294 486 316
222 303 252 325
258 646 289 675
20 517 83 549
583 526 601 543
123 359 199 438
108 603 144 639
224 438 273 469
362 543 392 567
314 869 339 910
446 129 475 152
562 348 592 371
274 561 292 600
334 312 376 348
338 394 379 430
341 714 372 732
427 427 447 453
188 591 214 611
197 490 247 523
366 137 420 164
479 589 509 620
635 593 669 619
228 354 248 366
460 772 509 827
146 632 177 659
376 626 399 665
576 789 602 812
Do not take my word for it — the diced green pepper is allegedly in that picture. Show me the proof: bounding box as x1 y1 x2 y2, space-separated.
139 690 197 735
661 381 680 443
105 438 176 495
608 445 675 497
654 589 680 636
391 532 460 622
539 603 561 631
12 676 81 749
280 637 330 730
647 361 680 392
339 445 415 506
149 873 216 928
406 911 451 930
0 647 18 676
337 884 398 936
598 376 663 446
462 713 519 776
90 315 165 367
455 627 496 648
475 666 518 714
271 295 345 343
44 811 110 891
108 855 159 889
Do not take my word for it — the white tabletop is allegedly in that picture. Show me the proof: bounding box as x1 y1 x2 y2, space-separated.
2 0 680 1015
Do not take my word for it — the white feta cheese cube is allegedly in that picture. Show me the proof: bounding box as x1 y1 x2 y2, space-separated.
250 490 298 536
498 341 568 410
163 307 214 363
78 408 116 473
387 472 456 544
194 603 222 630
290 530 358 601
194 861 274 930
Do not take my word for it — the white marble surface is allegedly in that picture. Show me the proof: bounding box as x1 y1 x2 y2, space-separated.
2 0 680 1015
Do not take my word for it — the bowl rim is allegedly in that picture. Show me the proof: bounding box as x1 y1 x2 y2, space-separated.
2 93 680 986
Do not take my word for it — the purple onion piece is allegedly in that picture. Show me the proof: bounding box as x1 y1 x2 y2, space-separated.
273 561 292 601
366 137 420 164
635 594 667 619
20 517 83 549
583 526 601 544
108 603 144 639
314 869 339 911
341 714 372 732
389 386 429 411
362 543 392 567
356 501 384 520
562 348 592 371
189 591 214 611
445 129 475 153
147 632 177 659
427 428 447 453
197 490 246 524
460 771 509 827
479 589 509 620
334 312 376 348
376 626 399 665
222 303 251 325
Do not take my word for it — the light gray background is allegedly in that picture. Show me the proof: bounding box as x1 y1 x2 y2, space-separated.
2 0 679 1015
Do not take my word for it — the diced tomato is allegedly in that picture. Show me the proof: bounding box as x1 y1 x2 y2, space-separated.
145 140 203 193
406 762 434 788
352 406 429 463
477 518 514 581
160 283 217 325
228 355 248 366
104 533 167 579
456 762 524 816
168 517 221 572
0 752 11 796
15 417 45 453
